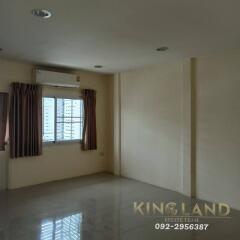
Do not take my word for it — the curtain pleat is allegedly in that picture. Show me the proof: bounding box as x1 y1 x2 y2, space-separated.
0 93 8 151
9 83 42 158
82 89 97 150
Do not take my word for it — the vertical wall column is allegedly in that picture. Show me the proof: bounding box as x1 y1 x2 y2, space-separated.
113 73 121 175
181 58 196 197
190 58 197 197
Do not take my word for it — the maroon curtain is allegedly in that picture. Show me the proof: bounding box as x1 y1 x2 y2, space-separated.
9 83 42 158
82 89 97 150
0 93 8 151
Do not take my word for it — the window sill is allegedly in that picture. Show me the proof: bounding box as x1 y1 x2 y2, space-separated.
43 140 83 146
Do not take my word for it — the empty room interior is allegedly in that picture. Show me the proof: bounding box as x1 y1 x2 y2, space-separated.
0 1 240 239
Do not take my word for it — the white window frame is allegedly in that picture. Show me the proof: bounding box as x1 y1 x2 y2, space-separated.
42 96 84 144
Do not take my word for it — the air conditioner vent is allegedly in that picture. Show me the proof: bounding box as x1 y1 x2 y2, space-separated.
35 69 80 88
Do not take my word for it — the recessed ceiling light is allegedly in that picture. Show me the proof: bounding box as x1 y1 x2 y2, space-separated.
94 65 103 68
0 48 3 51
31 9 52 19
156 47 169 52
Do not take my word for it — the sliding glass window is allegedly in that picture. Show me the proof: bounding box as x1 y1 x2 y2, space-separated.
42 97 84 143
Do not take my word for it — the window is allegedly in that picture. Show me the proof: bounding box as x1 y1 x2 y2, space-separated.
42 97 84 142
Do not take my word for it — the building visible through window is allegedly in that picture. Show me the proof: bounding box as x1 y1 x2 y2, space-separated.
42 97 84 142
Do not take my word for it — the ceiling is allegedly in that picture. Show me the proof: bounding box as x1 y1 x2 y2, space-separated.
0 0 240 73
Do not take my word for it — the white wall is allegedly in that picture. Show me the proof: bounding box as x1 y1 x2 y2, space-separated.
195 54 240 210
115 54 240 210
119 61 183 192
0 58 113 189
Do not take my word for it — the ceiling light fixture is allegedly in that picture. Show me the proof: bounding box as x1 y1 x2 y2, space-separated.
94 65 103 68
31 9 52 19
156 47 169 52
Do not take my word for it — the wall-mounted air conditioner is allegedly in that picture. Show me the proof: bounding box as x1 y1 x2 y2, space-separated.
35 69 80 88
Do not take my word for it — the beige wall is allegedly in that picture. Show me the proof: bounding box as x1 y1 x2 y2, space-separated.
195 54 240 210
108 76 115 173
119 61 183 192
113 73 121 175
0 58 113 189
1 53 240 210
116 54 240 210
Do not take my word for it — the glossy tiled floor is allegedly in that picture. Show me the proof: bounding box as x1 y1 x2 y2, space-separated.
0 173 239 240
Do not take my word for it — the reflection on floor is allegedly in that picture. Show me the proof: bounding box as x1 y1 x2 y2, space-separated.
41 213 82 240
0 173 239 240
